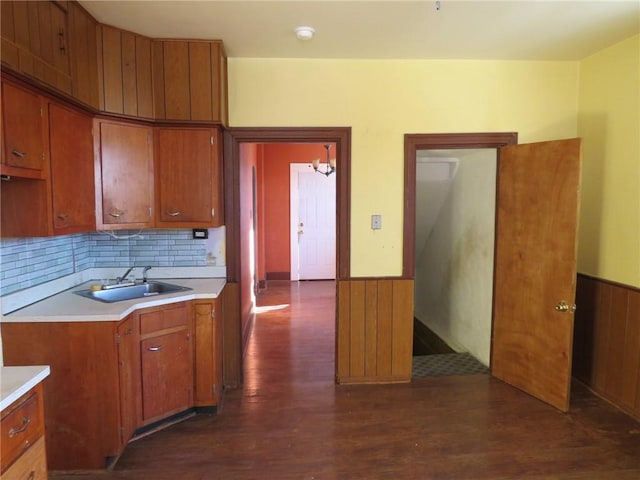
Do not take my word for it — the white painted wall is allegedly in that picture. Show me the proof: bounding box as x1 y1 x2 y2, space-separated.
414 149 497 366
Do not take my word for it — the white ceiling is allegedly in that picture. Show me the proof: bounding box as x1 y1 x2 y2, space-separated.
79 0 640 61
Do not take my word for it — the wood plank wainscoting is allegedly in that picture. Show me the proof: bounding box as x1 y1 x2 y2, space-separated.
336 278 414 384
572 273 640 421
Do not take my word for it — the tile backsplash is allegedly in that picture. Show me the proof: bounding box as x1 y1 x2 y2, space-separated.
0 228 225 296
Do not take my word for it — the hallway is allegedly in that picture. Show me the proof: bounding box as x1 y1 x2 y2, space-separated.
53 281 640 479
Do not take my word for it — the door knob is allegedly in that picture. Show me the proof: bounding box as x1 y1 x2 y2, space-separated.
555 301 576 313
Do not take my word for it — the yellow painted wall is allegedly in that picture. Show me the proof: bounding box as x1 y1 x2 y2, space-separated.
577 34 640 288
229 59 579 276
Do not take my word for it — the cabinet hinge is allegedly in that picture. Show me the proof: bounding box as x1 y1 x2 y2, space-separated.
211 308 215 318
210 136 214 145
119 426 125 442
212 384 216 394
211 208 215 217
115 333 121 345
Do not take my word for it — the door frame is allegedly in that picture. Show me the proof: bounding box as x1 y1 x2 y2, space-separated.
403 132 518 279
223 127 351 386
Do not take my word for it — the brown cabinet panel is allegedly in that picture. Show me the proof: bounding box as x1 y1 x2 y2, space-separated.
11 2 30 49
117 315 142 447
135 35 153 118
96 120 154 228
1 1 16 43
1 436 47 480
49 102 95 234
101 25 123 114
194 299 223 407
68 1 100 108
121 31 137 116
1 321 122 471
141 330 193 423
151 40 165 119
189 42 213 121
162 41 190 120
155 127 222 227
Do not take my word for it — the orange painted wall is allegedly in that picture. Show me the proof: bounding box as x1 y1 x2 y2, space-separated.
259 143 335 277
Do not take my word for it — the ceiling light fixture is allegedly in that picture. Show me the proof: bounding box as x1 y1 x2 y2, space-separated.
311 144 336 177
295 26 315 41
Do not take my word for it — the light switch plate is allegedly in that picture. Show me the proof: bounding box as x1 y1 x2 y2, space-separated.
371 214 382 230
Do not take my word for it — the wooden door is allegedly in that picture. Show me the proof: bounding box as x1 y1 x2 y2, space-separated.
155 127 221 227
117 315 141 446
141 330 192 422
49 102 95 234
97 121 154 228
492 138 582 412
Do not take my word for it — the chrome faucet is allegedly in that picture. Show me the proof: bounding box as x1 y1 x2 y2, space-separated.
142 266 152 283
116 266 135 284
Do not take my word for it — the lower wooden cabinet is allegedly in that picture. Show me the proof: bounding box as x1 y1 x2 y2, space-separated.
0 384 47 479
139 303 193 423
1 297 223 471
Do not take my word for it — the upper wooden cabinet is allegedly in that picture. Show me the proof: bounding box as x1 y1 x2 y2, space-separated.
95 120 154 229
1 81 48 177
152 40 227 124
49 102 95 234
99 25 154 118
2 2 228 124
1 1 72 94
154 127 223 228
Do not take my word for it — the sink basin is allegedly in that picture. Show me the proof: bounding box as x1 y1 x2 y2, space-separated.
74 281 192 303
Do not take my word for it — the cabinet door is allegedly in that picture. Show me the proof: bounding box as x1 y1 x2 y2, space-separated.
161 41 190 120
155 127 222 227
141 330 192 423
49 103 95 234
1 82 47 176
117 315 141 447
68 1 100 108
97 121 154 228
194 299 223 407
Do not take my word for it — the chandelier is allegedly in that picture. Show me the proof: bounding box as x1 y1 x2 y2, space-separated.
312 144 336 177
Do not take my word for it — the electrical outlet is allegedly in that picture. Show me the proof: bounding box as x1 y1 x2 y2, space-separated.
371 214 382 230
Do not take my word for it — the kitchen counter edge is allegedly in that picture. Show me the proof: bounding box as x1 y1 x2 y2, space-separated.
1 365 51 412
1 278 226 323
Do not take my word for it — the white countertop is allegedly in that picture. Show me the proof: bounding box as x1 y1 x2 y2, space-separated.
1 278 226 323
1 365 51 411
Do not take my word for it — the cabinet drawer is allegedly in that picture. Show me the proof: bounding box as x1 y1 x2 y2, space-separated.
1 389 45 473
0 436 47 480
140 304 188 334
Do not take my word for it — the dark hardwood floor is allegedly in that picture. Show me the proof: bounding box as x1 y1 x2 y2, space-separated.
53 280 640 479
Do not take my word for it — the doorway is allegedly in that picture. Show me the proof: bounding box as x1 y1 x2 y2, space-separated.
412 148 497 378
222 128 351 388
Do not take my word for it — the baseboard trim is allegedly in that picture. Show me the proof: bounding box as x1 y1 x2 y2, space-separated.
266 271 290 280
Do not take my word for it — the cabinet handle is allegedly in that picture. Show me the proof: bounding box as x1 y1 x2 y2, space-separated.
8 416 31 437
147 346 162 352
58 28 66 55
27 472 35 480
12 149 27 158
167 211 181 217
109 210 124 218
57 213 69 220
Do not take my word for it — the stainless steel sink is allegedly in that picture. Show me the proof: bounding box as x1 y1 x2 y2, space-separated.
74 281 192 303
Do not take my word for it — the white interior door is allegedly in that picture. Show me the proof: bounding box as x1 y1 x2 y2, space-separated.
290 164 336 280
